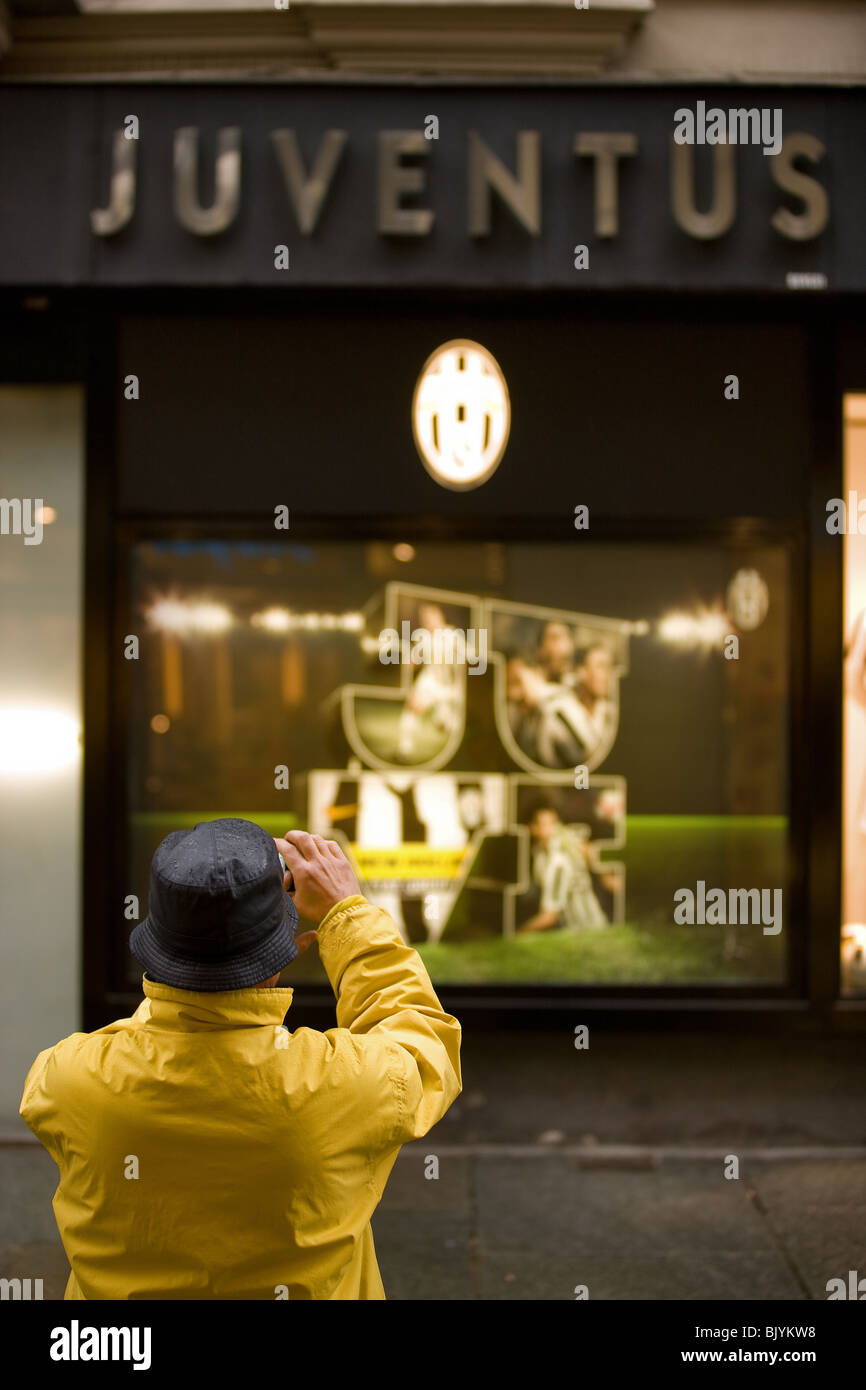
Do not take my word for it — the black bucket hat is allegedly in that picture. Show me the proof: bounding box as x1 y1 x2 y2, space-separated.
130 818 299 992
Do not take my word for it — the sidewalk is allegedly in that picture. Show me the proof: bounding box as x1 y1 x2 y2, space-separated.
3 1031 864 1300
374 1147 864 1300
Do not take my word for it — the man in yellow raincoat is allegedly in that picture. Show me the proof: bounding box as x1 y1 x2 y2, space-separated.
20 818 462 1299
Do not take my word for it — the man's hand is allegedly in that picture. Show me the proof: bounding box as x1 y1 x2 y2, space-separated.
274 831 363 926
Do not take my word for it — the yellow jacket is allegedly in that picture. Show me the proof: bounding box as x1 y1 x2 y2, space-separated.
19 895 462 1300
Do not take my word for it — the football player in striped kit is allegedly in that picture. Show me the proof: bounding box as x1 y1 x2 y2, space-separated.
517 803 608 933
505 654 590 768
396 601 463 761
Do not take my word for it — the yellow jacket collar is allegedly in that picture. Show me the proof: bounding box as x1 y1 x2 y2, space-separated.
141 975 294 1028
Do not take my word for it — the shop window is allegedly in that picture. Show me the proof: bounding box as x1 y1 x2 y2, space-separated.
125 536 792 991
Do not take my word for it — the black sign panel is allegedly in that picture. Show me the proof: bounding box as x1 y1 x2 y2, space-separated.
0 83 862 290
116 310 810 520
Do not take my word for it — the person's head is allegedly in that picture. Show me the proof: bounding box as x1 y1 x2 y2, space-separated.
538 621 575 679
457 783 485 829
529 802 562 848
129 818 304 993
576 643 612 700
506 654 546 707
417 601 447 632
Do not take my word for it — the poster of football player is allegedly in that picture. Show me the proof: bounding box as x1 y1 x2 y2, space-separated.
335 583 479 771
484 599 631 774
510 778 625 933
306 768 509 943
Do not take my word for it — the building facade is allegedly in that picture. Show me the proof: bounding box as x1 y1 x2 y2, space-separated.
1 0 864 1121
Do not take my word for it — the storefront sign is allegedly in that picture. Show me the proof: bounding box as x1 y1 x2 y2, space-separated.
0 84 861 289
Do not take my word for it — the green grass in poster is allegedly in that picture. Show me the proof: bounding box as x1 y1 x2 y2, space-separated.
129 813 788 986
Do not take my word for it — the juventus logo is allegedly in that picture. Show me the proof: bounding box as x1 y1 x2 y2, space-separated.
412 340 511 491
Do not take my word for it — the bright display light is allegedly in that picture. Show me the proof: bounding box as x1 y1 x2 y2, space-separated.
146 598 234 635
657 607 729 651
150 600 365 636
189 603 234 633
251 608 364 633
0 706 80 776
79 1 278 10
251 607 293 634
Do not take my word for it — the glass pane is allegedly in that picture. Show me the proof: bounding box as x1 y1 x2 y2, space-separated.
126 538 790 989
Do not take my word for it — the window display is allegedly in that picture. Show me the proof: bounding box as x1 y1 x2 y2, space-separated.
127 538 791 988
